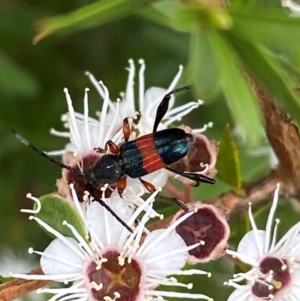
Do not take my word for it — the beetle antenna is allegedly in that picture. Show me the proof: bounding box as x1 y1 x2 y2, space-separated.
90 192 133 233
12 126 84 177
153 85 192 133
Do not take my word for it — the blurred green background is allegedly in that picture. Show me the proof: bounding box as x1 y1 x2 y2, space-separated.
2 0 300 300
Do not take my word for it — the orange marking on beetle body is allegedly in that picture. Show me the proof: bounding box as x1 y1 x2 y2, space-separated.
134 134 166 173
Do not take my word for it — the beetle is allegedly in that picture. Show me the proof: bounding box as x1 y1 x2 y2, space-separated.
87 85 215 196
13 85 215 231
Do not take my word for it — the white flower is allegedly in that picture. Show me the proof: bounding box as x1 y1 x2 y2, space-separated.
12 187 213 301
0 247 45 301
282 0 300 15
225 184 300 301
171 202 230 264
49 59 203 155
0 247 36 278
49 59 207 198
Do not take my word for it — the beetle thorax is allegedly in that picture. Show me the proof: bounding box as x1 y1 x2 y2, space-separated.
85 154 124 190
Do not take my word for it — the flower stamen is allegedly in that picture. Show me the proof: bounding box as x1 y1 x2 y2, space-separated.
21 193 41 214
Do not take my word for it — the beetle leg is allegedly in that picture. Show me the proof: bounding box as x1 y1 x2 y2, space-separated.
139 177 156 193
158 195 188 211
132 112 142 125
165 166 215 185
106 140 120 155
117 177 127 197
94 147 105 153
123 112 142 142
139 178 188 211
153 85 192 133
123 117 132 142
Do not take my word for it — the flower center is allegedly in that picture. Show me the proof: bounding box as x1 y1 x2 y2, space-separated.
176 207 226 260
86 250 142 301
252 257 291 300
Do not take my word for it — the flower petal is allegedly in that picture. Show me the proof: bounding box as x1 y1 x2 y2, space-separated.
41 238 83 275
140 229 188 273
237 230 265 262
142 170 169 191
86 198 133 245
272 221 300 259
227 286 252 301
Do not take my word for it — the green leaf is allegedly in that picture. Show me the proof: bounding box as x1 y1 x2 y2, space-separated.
229 35 300 123
230 9 300 48
36 194 86 240
229 209 248 242
0 275 12 284
176 4 233 30
187 29 220 99
140 2 232 32
0 51 39 97
231 0 283 10
207 29 262 146
230 0 257 10
138 6 174 29
34 0 158 43
175 3 232 32
216 124 242 192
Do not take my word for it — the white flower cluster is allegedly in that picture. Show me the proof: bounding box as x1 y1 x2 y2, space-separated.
11 60 300 301
12 60 223 301
225 184 300 301
13 188 214 301
50 59 215 208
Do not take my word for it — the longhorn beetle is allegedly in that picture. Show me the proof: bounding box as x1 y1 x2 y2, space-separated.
13 85 215 232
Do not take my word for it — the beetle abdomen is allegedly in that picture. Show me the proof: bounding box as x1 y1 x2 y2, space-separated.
120 128 193 178
153 128 192 165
